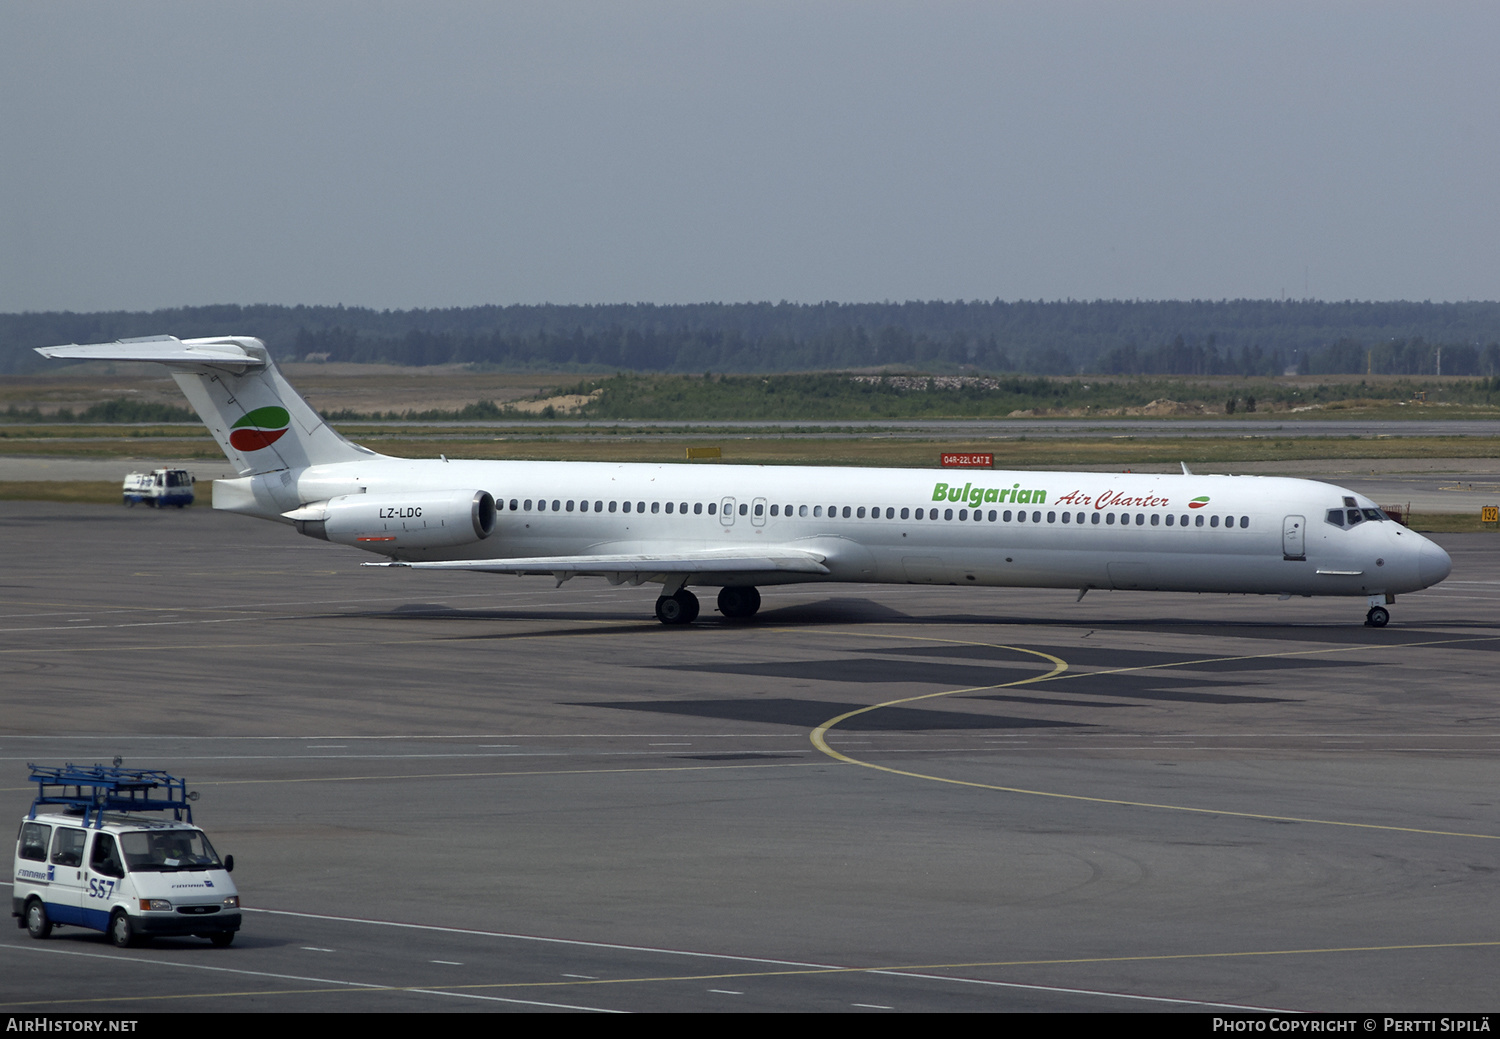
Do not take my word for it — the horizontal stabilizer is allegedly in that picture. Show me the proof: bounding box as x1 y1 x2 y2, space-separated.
36 336 268 372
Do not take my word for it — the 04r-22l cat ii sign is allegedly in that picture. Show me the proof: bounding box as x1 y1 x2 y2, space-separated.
39 336 1451 627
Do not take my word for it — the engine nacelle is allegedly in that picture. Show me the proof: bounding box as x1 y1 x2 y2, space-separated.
290 490 497 550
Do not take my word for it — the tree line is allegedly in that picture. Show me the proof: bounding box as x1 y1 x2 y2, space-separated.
5 299 1499 376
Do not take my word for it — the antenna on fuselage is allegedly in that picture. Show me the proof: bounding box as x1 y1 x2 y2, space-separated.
1180 462 1194 476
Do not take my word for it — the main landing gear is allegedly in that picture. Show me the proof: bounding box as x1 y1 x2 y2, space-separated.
653 586 763 625
717 586 761 620
655 589 700 625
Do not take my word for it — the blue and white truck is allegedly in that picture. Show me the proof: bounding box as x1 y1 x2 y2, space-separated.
13 763 241 948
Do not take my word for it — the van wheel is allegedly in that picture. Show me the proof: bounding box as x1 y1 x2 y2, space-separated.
109 910 135 948
209 932 234 948
25 899 51 939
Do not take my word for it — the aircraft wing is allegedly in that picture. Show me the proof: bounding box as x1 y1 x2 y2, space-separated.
363 548 830 580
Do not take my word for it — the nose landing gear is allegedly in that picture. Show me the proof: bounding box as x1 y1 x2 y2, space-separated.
1365 606 1390 627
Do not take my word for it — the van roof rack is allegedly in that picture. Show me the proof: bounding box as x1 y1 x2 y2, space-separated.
26 763 194 828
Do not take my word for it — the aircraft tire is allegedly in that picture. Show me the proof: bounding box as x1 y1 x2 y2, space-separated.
717 586 761 620
1366 606 1390 628
655 594 693 625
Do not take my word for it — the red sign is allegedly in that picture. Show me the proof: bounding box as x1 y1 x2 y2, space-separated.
940 453 994 469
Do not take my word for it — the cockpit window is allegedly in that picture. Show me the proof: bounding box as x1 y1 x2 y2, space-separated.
1326 509 1345 527
1362 508 1385 522
1346 509 1364 526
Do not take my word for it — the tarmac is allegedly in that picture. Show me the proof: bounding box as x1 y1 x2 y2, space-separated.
1 500 1498 1012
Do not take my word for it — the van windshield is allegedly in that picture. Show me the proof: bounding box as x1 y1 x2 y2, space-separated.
119 829 222 872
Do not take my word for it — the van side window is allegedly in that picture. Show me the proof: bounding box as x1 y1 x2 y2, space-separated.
51 827 86 867
19 822 49 861
91 832 125 878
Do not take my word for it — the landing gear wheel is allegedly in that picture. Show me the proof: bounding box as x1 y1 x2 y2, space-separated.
25 899 51 939
209 932 234 948
1365 606 1390 628
717 586 761 620
655 589 699 625
109 910 135 948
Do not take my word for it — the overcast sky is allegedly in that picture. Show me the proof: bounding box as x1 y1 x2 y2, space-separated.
3 2 1498 311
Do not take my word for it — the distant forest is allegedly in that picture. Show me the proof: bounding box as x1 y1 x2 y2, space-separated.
5 300 1500 377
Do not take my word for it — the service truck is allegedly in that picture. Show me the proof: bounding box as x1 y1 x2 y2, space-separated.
13 763 240 947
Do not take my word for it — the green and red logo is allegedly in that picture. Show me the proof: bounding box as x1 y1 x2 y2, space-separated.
1188 495 1211 509
229 406 290 452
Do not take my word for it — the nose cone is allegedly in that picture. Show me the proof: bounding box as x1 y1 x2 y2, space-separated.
1418 539 1452 588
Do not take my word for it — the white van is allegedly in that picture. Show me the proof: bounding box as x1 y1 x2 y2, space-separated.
122 468 195 508
12 764 240 948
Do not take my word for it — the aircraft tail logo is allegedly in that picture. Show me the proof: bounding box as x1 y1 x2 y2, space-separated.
229 406 291 452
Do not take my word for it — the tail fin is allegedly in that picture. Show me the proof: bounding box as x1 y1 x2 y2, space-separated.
36 335 381 475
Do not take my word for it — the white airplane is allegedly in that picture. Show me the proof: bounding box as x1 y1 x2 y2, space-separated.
39 335 1452 627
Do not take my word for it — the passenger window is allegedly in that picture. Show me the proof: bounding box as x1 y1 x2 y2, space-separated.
609 501 617 513
1061 511 1071 524
637 502 645 513
679 502 687 514
1075 512 1084 524
694 502 703 515
566 500 575 512
815 506 824 517
665 502 674 514
944 509 953 520
596 501 604 512
1091 512 1100 524
1150 514 1159 526
1003 510 1012 521
959 509 969 521
652 502 660 514
552 500 561 511
1195 515 1204 527
856 507 865 519
1047 511 1056 523
524 499 533 511
1211 515 1219 527
1240 516 1249 528
90 833 124 879
1106 513 1115 525
800 505 809 517
509 499 518 511
622 501 631 513
19 822 49 862
51 827 86 868
708 502 717 515
989 510 998 521
740 504 749 516
755 503 764 517
1135 514 1144 525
